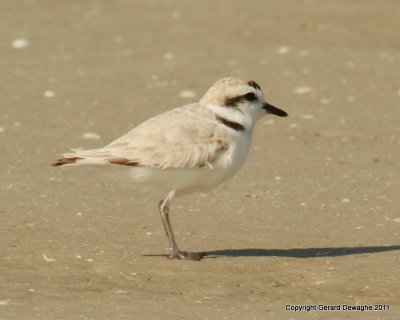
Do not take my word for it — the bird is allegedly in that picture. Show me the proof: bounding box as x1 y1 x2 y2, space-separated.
52 77 288 261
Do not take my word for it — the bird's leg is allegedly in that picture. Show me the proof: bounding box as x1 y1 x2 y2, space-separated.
158 191 205 261
158 195 179 254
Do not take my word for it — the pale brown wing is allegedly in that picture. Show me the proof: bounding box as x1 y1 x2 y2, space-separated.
62 104 230 169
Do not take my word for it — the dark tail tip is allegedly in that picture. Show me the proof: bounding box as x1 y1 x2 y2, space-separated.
51 157 81 167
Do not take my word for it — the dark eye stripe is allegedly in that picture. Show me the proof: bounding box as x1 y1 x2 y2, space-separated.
224 92 257 107
224 95 244 106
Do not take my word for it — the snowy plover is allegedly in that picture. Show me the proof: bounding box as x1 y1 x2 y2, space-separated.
52 77 288 260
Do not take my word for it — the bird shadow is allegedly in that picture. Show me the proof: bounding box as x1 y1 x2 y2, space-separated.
143 245 400 260
204 245 400 258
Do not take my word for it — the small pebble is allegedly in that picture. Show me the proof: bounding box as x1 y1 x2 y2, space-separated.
164 52 174 60
179 90 197 98
172 10 181 19
0 127 4 133
298 49 309 56
277 46 290 54
43 90 56 98
294 86 313 94
42 253 56 262
300 114 314 120
320 98 330 104
113 35 124 43
12 38 30 49
83 132 101 140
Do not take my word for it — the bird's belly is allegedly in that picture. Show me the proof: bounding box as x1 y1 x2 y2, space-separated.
129 166 230 197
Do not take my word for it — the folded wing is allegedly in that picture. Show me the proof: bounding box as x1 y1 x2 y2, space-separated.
52 104 229 169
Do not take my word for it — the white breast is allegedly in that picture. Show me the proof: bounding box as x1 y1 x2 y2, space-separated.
210 128 253 186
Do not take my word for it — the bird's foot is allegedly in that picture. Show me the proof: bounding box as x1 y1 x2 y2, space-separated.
167 251 206 261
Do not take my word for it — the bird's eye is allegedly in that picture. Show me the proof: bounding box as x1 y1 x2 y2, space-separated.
244 92 257 101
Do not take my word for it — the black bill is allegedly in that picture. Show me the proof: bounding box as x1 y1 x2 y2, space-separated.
263 102 288 117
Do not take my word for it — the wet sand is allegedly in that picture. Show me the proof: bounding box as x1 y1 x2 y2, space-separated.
1 1 400 319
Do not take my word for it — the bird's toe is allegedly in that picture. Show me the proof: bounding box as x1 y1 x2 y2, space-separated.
167 251 206 261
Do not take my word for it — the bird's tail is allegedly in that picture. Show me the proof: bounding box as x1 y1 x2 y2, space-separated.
51 152 139 167
51 154 83 167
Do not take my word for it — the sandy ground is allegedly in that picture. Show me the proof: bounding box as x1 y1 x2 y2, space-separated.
1 1 400 319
